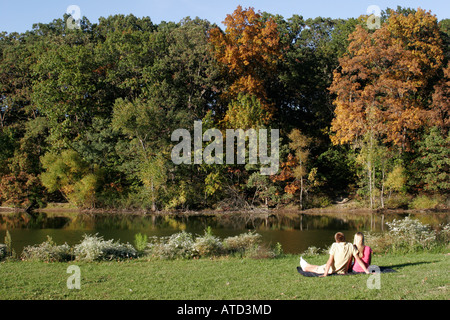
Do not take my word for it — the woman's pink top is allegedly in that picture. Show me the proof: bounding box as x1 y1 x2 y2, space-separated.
352 245 372 272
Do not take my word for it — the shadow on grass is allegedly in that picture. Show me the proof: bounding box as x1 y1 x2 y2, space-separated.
386 260 440 269
297 260 441 277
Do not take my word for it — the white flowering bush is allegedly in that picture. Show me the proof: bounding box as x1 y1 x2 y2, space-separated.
21 236 73 262
193 228 223 257
366 216 449 253
145 229 274 260
73 234 137 261
386 216 437 251
302 246 321 257
223 231 262 254
437 223 450 245
147 231 197 260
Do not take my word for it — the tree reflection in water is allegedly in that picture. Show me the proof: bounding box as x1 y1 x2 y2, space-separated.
0 210 448 255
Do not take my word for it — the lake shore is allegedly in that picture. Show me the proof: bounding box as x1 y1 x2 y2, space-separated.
1 201 449 218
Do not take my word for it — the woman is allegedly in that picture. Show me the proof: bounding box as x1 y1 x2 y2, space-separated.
350 232 372 273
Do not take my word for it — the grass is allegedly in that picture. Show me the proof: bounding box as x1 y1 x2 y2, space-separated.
0 252 448 300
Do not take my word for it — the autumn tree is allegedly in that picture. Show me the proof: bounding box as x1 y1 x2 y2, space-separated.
209 6 283 124
430 62 450 132
272 129 319 209
329 8 447 207
329 8 445 149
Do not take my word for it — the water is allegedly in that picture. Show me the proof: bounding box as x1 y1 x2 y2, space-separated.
0 210 448 255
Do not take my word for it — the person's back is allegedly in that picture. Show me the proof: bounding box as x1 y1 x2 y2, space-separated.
352 245 372 273
329 242 355 274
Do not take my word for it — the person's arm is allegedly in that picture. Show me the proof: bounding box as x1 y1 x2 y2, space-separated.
354 254 370 274
320 254 334 277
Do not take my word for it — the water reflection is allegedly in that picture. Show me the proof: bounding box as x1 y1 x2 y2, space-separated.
0 210 448 255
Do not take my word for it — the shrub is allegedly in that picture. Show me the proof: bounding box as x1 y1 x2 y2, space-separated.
409 195 441 210
145 230 272 260
4 230 15 258
73 234 137 261
366 216 449 253
193 227 223 257
307 195 333 209
134 233 148 253
21 236 73 262
387 217 437 251
302 246 321 257
244 242 283 259
147 231 197 260
223 231 262 254
385 193 411 209
0 244 7 261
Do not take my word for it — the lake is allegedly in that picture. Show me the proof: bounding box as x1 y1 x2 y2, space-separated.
0 210 448 255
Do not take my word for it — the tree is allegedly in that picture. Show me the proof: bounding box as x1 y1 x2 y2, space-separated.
385 165 407 196
329 9 445 150
222 94 267 129
431 62 450 133
40 149 101 208
247 172 279 207
273 129 318 209
354 132 391 209
147 17 223 121
209 6 283 123
416 127 450 192
140 154 167 211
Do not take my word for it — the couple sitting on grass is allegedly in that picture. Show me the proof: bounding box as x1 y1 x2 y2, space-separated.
300 232 372 277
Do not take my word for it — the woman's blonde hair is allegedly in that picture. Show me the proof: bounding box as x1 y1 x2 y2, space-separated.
353 232 365 258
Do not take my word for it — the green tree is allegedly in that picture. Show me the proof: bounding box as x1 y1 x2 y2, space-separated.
416 127 450 192
40 149 102 208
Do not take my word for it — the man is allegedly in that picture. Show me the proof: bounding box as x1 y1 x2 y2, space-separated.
300 232 370 277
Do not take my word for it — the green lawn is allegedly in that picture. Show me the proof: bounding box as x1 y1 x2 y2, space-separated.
0 252 448 300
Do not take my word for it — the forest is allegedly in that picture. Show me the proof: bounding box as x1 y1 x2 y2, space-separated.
0 5 449 212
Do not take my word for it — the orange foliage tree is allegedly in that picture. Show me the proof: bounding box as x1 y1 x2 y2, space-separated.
209 6 283 124
431 62 450 133
329 9 445 150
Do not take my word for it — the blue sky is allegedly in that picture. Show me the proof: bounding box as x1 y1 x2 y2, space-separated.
1 0 449 34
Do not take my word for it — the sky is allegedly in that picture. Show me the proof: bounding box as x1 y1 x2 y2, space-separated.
0 0 449 34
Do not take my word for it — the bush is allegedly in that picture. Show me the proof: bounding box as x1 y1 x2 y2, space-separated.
385 193 411 209
0 244 7 261
223 231 262 254
244 242 283 259
73 234 137 261
307 195 333 209
145 230 274 260
301 246 321 257
409 195 441 210
365 216 449 253
147 231 197 260
193 227 223 257
134 233 148 253
21 236 73 262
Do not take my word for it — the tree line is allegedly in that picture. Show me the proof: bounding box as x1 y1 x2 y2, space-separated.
0 5 448 211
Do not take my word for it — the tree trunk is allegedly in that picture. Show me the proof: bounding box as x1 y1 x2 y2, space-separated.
151 179 156 211
368 160 373 210
380 167 385 209
299 176 304 210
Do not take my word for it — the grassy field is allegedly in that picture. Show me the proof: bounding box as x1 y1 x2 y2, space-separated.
0 252 448 300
